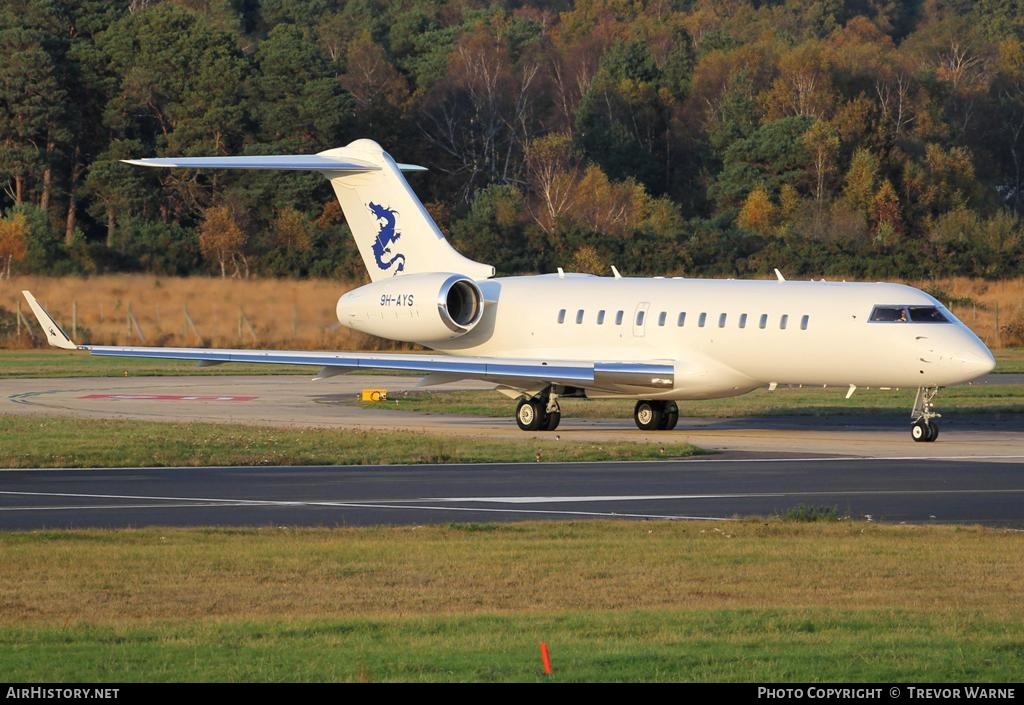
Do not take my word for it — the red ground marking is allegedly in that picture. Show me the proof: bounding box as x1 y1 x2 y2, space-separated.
79 394 258 402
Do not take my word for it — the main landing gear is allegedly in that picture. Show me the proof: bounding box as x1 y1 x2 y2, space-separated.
910 386 941 442
515 391 561 431
633 400 679 431
512 391 680 432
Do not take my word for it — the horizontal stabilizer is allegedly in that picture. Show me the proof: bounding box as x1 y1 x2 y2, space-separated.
121 154 426 172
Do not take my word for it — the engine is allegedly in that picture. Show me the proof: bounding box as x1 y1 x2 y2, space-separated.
336 272 485 343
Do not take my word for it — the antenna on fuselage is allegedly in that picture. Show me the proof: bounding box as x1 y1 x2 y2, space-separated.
611 266 622 279
774 268 786 282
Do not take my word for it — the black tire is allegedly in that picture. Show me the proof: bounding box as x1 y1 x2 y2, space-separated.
911 420 929 442
634 400 663 430
927 422 940 442
544 410 561 431
516 398 543 431
661 402 679 431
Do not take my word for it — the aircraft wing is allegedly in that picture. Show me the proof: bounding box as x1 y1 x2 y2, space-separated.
21 291 674 391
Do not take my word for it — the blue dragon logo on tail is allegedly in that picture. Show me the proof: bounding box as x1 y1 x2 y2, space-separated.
368 202 406 275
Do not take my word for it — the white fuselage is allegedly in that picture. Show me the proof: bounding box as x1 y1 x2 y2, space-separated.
350 274 994 400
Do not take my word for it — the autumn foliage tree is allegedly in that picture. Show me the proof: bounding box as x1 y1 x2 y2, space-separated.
0 212 28 278
738 187 774 234
198 206 246 278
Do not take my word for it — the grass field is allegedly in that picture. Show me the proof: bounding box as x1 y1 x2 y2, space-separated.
0 416 700 468
1 522 1022 681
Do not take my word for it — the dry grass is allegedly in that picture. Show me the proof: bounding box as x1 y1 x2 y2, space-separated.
921 276 1024 346
3 274 395 350
1 521 1021 626
4 274 1023 349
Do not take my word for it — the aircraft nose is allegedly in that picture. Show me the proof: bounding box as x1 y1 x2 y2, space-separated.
952 339 996 380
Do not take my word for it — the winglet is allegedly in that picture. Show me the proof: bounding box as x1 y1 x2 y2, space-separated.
21 291 78 350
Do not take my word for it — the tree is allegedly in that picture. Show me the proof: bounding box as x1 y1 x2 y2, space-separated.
524 132 579 234
571 244 605 274
0 2 67 208
450 184 537 275
419 18 542 202
840 148 880 217
870 179 903 243
710 116 812 212
803 119 839 205
254 23 352 153
198 206 246 278
0 211 27 278
340 30 410 146
82 139 150 248
763 41 836 121
737 186 774 234
270 207 312 253
575 39 670 192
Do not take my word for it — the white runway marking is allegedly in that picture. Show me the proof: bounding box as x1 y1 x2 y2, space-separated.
0 491 729 521
3 485 1024 524
423 494 782 503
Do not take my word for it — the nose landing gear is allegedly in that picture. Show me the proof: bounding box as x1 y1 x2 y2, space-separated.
911 387 941 442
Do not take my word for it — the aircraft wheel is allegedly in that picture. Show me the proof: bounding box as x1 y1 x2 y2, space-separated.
634 400 663 431
911 420 930 442
661 402 679 431
516 398 544 431
927 422 940 442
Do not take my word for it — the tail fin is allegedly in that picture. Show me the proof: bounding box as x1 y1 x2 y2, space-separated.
124 139 494 282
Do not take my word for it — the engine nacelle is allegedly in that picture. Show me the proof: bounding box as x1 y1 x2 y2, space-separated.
336 272 485 343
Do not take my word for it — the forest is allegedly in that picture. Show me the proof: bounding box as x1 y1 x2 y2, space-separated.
3 0 1024 281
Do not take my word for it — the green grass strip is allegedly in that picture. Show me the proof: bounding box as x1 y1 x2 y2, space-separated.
0 415 700 468
1 609 1022 682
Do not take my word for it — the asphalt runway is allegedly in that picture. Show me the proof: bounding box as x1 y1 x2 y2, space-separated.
3 373 1023 529
3 457 1024 529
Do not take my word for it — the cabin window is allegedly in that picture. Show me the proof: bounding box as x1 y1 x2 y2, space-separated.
698 312 707 327
615 310 624 325
800 314 809 330
780 314 789 330
658 312 667 326
636 310 646 326
557 309 566 324
597 310 606 325
718 313 727 328
677 312 686 327
576 309 584 324
759 314 768 329
739 313 748 329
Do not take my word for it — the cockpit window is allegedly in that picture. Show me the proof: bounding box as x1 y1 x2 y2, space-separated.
908 306 950 323
869 305 950 323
